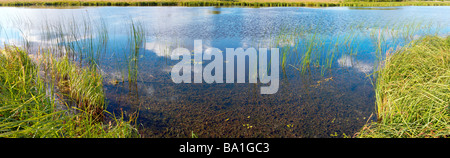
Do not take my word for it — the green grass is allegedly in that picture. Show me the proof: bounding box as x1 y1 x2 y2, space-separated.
0 46 138 137
357 36 450 138
339 1 450 7
271 24 364 76
51 55 106 122
126 20 145 84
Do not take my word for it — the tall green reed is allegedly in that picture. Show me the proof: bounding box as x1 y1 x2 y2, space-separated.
268 24 364 76
126 19 145 84
0 46 138 137
38 13 109 67
357 36 450 138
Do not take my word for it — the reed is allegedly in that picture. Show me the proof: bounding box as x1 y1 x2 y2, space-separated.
357 36 450 138
38 13 109 67
0 46 138 137
50 55 105 122
271 24 365 76
369 20 439 76
126 20 145 84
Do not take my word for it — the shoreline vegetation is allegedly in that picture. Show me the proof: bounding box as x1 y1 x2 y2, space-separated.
0 0 449 7
0 46 139 138
2 36 448 138
0 5 448 137
357 36 450 138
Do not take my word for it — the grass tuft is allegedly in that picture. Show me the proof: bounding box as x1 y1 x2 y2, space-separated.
0 46 139 138
357 36 450 138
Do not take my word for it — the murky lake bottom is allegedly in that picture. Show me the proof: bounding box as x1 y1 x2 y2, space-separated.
0 6 449 137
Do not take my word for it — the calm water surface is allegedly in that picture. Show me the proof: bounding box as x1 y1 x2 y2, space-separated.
0 6 449 137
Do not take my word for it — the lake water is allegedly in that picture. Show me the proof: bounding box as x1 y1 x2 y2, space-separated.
0 6 449 137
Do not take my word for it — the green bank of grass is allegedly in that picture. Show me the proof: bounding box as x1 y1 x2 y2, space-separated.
0 46 138 138
357 36 450 138
51 56 106 122
0 0 449 7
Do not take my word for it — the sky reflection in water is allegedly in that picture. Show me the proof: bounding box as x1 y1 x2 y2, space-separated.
0 6 449 137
